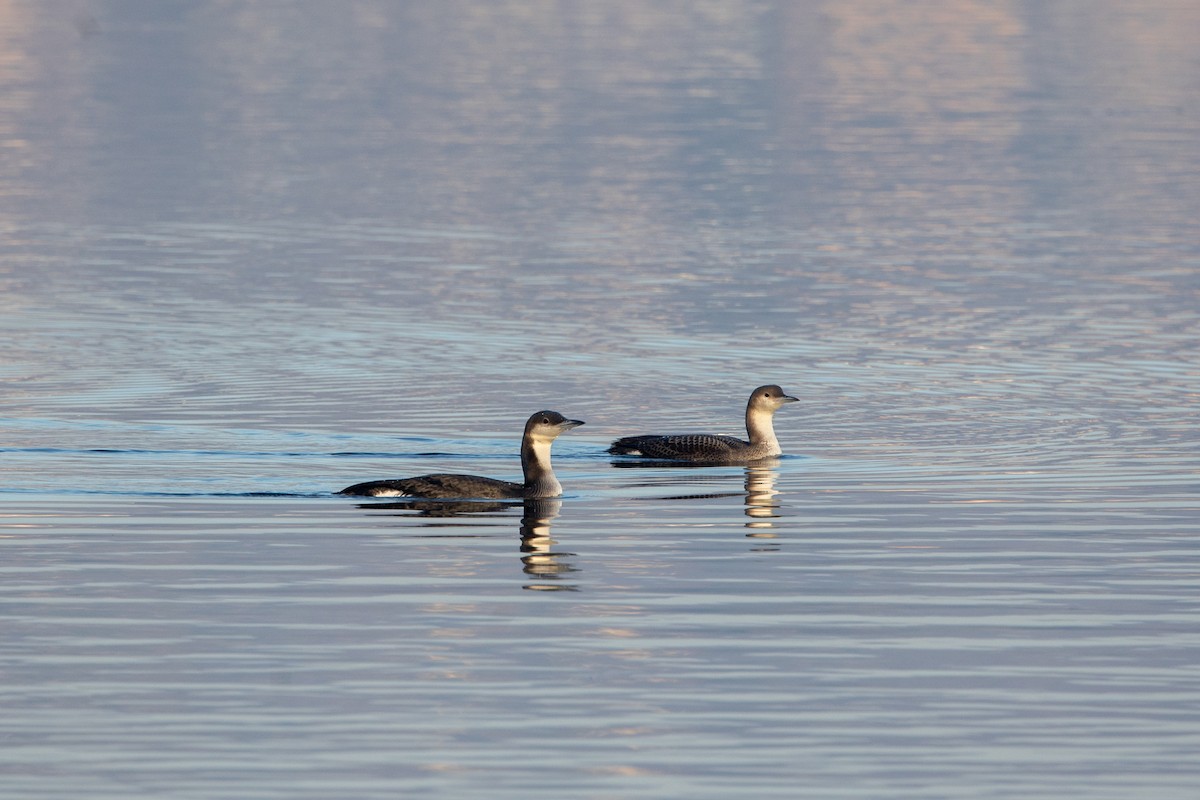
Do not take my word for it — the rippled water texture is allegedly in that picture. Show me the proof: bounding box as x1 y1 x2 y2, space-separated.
1 2 1198 798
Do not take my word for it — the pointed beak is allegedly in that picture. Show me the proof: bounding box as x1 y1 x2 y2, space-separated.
781 395 798 403
561 419 585 429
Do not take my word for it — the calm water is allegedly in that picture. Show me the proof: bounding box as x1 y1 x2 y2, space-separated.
2 2 1199 798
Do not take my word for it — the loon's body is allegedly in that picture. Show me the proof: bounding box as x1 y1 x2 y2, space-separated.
608 385 797 464
340 411 583 499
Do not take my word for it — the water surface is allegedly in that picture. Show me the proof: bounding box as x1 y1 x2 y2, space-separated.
1 2 1198 798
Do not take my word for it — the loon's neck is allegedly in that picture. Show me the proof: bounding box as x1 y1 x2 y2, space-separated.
745 406 782 456
520 435 563 498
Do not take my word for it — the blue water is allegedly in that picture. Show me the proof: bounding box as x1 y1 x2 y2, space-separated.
2 2 1199 798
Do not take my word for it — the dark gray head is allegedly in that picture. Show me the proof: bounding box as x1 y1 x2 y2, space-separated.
748 385 798 411
523 410 586 441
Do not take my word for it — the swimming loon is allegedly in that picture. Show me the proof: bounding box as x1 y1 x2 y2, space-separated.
339 410 584 498
607 384 797 463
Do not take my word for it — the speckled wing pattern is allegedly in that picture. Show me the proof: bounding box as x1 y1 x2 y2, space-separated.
607 434 749 461
339 473 524 498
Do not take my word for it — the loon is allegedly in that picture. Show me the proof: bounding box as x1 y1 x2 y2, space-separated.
339 411 584 498
608 384 797 463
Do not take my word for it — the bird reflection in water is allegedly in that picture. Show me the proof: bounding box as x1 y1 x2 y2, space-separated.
611 458 783 547
742 463 782 550
348 497 579 591
517 498 579 592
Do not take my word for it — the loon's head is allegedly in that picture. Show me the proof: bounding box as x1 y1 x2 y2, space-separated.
524 410 585 441
748 385 798 412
